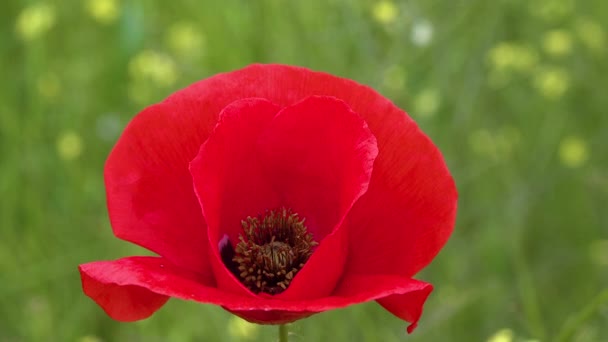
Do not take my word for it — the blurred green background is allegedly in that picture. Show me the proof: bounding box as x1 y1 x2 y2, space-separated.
1 0 607 341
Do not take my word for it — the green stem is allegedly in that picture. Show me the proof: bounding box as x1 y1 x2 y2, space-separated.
278 324 288 342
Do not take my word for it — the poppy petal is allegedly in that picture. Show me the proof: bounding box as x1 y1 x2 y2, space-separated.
189 98 282 296
167 64 457 277
342 124 457 277
79 258 172 321
230 274 431 330
104 102 216 276
334 274 433 333
257 96 378 300
191 96 378 300
257 96 378 241
79 256 430 331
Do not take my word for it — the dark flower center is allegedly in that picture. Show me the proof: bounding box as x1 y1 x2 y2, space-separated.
221 207 318 295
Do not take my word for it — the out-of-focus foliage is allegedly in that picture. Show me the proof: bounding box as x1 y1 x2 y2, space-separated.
1 0 607 341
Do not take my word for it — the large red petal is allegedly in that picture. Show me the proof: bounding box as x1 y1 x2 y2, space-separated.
257 96 378 300
165 64 456 277
79 257 429 330
105 102 215 276
343 130 457 277
189 98 282 296
190 96 377 300
257 96 377 240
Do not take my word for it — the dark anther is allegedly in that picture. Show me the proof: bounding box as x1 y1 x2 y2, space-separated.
224 207 318 295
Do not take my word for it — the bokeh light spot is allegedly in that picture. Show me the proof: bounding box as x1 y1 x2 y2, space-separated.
372 1 398 25
85 0 120 25
575 18 606 53
487 42 538 73
56 131 84 161
533 67 569 99
542 30 573 57
165 21 206 59
129 50 178 87
469 127 520 162
15 3 56 41
227 316 260 340
411 20 434 47
559 136 589 168
78 335 103 342
413 88 440 118
487 328 514 342
382 64 406 91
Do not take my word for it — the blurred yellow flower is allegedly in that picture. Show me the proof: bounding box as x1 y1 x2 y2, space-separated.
575 18 605 53
533 67 569 99
487 42 538 73
227 316 260 340
56 131 83 161
85 0 120 25
129 50 178 87
542 30 573 57
165 21 206 58
382 64 406 91
78 335 103 342
469 127 520 161
37 73 61 99
15 3 56 41
487 328 514 342
372 1 398 25
414 88 440 118
559 136 589 168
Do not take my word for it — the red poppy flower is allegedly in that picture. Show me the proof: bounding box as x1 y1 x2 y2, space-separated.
79 64 457 333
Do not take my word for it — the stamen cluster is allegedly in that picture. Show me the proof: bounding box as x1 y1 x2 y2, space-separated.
232 208 317 294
